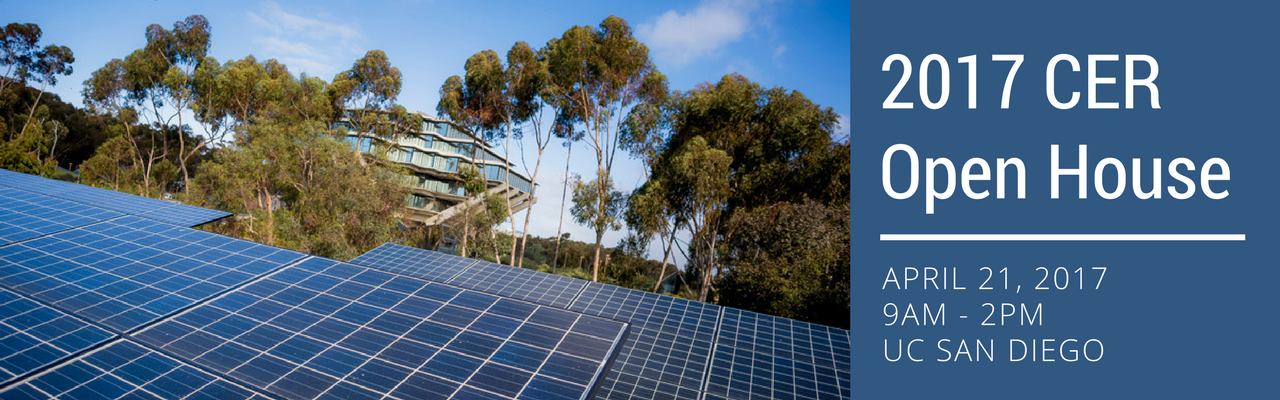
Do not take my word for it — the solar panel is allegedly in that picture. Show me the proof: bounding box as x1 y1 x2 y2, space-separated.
351 244 588 309
350 243 479 282
0 188 122 246
352 244 854 400
133 257 629 400
705 308 851 400
0 169 230 227
0 287 115 387
446 260 588 309
568 283 720 400
0 169 82 196
134 203 234 228
0 216 306 333
0 339 271 400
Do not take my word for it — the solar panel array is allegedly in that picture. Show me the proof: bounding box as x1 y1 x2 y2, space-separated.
0 188 121 246
0 287 114 387
705 309 851 400
0 176 630 400
0 170 850 399
0 216 306 333
2 339 270 400
351 243 853 400
569 283 720 400
134 257 628 400
0 169 230 227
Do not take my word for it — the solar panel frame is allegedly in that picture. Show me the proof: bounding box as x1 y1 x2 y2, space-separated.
0 339 272 400
703 308 852 400
0 188 123 246
132 257 629 400
349 243 479 282
0 287 115 387
0 169 230 227
352 244 854 400
445 260 588 309
351 244 590 309
0 216 306 333
568 282 721 400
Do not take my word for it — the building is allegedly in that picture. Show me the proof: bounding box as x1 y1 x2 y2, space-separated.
337 111 535 228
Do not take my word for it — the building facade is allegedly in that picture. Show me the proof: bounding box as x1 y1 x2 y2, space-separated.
339 111 535 227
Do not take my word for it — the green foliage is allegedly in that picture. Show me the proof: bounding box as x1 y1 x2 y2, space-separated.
1 22 76 176
625 73 849 325
570 175 624 235
329 50 411 140
194 118 408 260
545 16 659 281
720 200 851 329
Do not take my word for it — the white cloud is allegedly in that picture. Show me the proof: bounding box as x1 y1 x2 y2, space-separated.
773 44 787 58
637 0 765 66
246 1 362 78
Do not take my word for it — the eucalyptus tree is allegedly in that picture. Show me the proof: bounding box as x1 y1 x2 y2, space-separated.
0 22 73 174
505 42 553 268
438 49 505 259
625 74 844 303
545 16 658 282
82 15 210 197
329 50 412 142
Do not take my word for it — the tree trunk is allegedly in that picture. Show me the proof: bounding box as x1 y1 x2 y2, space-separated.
461 204 471 258
503 127 517 266
653 231 676 293
592 228 604 282
552 143 572 272
18 85 46 138
517 146 544 269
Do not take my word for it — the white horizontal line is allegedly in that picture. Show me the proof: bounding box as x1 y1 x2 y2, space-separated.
880 234 1246 241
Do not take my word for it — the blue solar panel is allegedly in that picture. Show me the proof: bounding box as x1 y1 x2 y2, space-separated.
0 188 122 246
568 282 720 400
350 243 479 282
0 169 230 227
0 216 306 333
705 308 851 400
134 203 231 228
352 244 853 400
0 287 115 387
351 244 588 309
0 339 271 400
133 257 629 400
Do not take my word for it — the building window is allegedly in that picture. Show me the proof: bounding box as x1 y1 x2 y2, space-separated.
404 147 414 163
359 137 372 152
445 157 459 172
486 165 503 180
436 123 450 136
344 136 359 150
407 194 427 209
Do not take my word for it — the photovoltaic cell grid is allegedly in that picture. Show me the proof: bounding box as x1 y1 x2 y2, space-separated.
447 260 588 309
0 287 115 387
705 309 851 400
0 216 306 333
349 243 479 282
351 244 854 400
134 257 628 400
0 187 122 246
352 244 588 310
568 283 720 400
0 169 230 227
0 339 270 400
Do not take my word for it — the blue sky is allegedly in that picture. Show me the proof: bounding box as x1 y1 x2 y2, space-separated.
12 0 851 265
